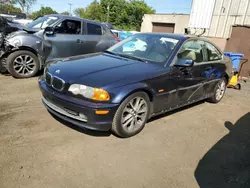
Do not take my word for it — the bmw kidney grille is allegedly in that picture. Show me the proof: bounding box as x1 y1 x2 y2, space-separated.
45 72 65 91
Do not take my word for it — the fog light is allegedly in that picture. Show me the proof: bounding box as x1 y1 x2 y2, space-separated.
95 110 109 115
79 113 87 120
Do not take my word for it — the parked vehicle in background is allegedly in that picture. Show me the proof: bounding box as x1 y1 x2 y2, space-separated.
0 14 119 78
0 16 23 34
39 33 232 138
0 16 24 73
13 19 33 26
111 29 139 40
101 22 115 30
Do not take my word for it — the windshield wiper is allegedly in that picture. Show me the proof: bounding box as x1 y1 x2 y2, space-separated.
104 51 147 63
117 54 148 63
104 50 120 56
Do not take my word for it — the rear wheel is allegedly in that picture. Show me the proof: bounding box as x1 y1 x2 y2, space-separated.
6 50 39 78
207 77 227 103
112 92 150 138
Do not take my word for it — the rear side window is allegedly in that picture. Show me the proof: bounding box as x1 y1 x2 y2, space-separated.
87 23 102 35
177 40 205 63
205 42 222 61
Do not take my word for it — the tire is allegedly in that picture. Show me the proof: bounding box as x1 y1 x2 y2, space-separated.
0 58 8 74
207 77 227 103
6 50 39 78
112 92 150 138
234 83 241 90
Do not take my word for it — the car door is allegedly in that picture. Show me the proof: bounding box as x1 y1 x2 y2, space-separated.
203 42 224 95
84 22 103 54
170 39 209 107
44 19 86 60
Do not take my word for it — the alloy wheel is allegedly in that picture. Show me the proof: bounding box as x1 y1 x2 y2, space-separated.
121 97 148 133
215 80 226 101
13 55 36 76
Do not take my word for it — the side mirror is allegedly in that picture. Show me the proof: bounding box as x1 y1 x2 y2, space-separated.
44 26 54 35
175 58 194 67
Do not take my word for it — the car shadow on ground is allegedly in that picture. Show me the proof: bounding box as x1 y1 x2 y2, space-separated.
49 112 112 137
195 112 250 188
48 100 206 137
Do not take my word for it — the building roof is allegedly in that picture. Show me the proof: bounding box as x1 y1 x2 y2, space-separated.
233 24 250 28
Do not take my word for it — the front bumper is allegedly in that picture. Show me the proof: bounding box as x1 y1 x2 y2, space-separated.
39 80 119 131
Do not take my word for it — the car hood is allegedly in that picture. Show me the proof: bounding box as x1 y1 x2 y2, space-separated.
5 28 42 39
47 53 163 88
23 27 41 34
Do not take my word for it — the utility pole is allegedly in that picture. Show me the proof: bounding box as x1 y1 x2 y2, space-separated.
40 4 44 16
106 3 110 22
68 3 73 16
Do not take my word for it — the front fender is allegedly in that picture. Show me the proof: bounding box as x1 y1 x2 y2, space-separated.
7 34 42 51
110 82 156 104
5 34 52 66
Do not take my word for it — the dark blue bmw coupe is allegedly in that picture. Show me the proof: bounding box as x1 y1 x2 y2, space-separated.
39 33 232 138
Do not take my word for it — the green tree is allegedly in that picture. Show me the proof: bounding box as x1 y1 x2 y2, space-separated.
73 8 85 18
0 4 22 13
74 0 155 31
0 0 22 13
84 0 102 21
127 0 155 30
31 6 57 19
60 11 70 16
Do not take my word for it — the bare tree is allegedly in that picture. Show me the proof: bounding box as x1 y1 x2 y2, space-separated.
0 0 13 8
14 0 37 12
0 0 13 13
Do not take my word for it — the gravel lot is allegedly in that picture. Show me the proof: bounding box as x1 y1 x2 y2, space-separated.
0 74 249 188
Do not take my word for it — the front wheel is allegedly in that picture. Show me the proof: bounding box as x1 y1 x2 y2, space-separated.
207 77 227 103
112 92 150 138
6 50 39 78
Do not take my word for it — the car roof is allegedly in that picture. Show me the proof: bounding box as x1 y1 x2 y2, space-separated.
137 32 189 40
46 14 104 26
135 32 212 41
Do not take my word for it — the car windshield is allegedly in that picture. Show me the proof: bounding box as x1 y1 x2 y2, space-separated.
26 16 59 29
107 34 179 63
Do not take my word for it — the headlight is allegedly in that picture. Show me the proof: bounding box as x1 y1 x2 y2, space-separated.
68 84 110 101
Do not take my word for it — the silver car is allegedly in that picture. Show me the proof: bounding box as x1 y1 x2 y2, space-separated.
0 14 118 78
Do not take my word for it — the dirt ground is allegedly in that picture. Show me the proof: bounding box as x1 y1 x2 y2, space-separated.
0 75 249 188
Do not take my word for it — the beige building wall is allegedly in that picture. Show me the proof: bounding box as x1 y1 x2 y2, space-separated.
141 14 190 34
141 0 250 39
205 37 227 51
140 14 228 51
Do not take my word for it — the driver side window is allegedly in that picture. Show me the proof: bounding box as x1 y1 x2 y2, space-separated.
177 40 205 63
54 20 81 35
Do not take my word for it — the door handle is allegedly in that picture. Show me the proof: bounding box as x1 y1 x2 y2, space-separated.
76 39 83 44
